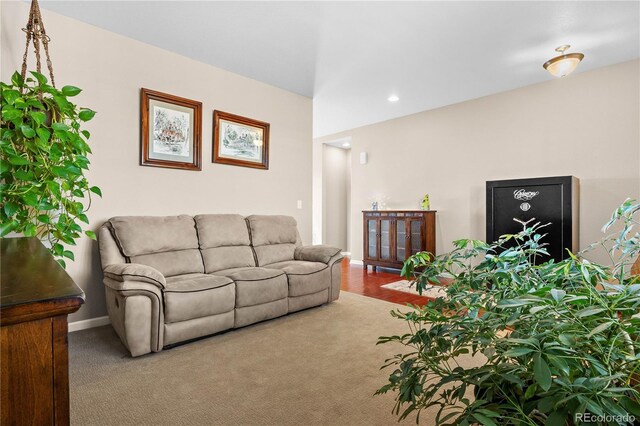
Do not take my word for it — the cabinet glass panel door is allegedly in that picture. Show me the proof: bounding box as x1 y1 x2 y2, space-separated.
410 220 422 255
380 220 391 260
367 220 377 259
396 220 406 261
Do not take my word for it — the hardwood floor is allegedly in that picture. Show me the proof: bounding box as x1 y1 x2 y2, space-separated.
340 257 432 306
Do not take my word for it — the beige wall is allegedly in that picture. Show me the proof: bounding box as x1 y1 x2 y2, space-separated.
322 145 350 251
1 3 313 322
316 60 640 265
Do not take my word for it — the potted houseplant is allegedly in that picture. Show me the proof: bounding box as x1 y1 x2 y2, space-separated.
1 70 100 267
377 199 640 425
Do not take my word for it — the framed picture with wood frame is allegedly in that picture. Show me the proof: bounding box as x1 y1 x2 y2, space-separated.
213 110 270 170
140 88 202 171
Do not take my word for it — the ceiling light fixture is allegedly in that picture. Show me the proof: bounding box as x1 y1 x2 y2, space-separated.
342 142 351 147
543 45 584 78
387 95 399 102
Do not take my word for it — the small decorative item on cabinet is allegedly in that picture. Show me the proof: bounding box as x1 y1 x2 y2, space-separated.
421 194 430 210
362 210 436 271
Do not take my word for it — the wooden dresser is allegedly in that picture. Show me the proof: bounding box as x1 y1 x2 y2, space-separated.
362 210 436 271
1 238 84 426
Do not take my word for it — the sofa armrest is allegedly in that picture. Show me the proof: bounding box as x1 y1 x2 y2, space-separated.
103 263 166 289
295 245 343 264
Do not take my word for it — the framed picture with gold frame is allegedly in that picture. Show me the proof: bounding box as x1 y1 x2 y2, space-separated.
213 110 269 170
140 88 202 171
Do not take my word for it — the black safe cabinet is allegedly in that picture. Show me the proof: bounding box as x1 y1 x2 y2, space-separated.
486 176 579 263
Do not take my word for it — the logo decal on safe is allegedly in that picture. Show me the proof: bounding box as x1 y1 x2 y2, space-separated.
513 189 539 201
520 202 531 212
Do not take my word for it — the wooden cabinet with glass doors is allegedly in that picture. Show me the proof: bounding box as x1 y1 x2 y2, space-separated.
362 210 436 271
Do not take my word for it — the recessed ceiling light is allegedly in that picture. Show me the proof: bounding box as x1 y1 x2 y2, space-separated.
342 142 351 147
387 95 399 102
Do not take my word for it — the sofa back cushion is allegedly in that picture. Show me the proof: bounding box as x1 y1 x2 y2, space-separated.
246 215 300 266
194 214 256 273
108 215 203 277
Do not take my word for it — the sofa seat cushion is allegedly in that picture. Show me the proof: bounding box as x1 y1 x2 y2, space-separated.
163 274 234 323
264 261 330 297
213 267 288 307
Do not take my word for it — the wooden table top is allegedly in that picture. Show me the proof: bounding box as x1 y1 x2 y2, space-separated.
1 237 84 309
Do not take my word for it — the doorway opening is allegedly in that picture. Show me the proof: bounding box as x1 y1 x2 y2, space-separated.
314 137 352 254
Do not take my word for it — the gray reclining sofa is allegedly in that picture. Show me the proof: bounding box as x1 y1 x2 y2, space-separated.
98 214 343 357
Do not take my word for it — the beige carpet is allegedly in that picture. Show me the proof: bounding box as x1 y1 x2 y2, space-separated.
380 280 448 298
69 292 478 425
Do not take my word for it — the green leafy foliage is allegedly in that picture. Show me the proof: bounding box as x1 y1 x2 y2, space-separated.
377 199 640 425
1 71 100 267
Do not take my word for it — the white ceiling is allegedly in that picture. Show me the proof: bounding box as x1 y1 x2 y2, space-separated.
324 137 352 150
40 1 640 137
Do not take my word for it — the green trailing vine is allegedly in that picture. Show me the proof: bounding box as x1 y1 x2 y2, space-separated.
1 70 100 267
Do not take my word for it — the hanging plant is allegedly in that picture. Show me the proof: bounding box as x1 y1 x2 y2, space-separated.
0 0 100 267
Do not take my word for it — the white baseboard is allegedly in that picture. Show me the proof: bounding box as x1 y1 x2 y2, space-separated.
69 315 110 333
350 259 363 265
